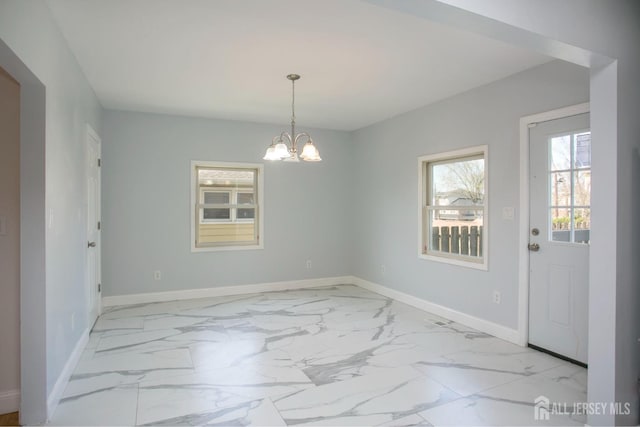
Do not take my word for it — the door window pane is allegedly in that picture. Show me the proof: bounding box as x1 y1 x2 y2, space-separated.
551 207 571 242
550 172 571 206
548 131 591 244
573 208 590 244
574 132 591 168
550 135 571 171
574 170 591 206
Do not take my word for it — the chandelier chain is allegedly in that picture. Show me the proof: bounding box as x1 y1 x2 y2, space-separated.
291 78 296 124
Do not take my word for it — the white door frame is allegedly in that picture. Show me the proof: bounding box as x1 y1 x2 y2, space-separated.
517 102 590 346
86 124 102 320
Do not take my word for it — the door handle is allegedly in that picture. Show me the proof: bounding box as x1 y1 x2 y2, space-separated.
528 243 540 252
88 241 96 248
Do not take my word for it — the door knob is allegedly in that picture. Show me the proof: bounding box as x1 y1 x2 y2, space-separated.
88 241 96 248
528 243 540 252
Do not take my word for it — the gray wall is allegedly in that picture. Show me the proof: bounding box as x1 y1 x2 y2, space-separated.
423 2 640 425
0 65 21 411
101 111 353 296
0 1 102 423
368 1 640 424
352 60 589 329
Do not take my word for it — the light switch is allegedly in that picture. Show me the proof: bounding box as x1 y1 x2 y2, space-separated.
0 215 6 235
502 207 515 220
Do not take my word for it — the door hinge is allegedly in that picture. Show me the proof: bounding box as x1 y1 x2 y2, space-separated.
98 283 101 292
97 221 101 230
97 158 101 167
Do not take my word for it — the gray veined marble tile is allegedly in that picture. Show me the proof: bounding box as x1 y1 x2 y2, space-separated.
136 382 252 425
411 346 564 397
95 328 185 353
84 331 103 350
536 363 587 394
190 339 295 372
377 413 433 426
140 397 286 426
419 394 580 426
75 348 193 375
420 363 587 426
296 335 423 386
48 384 139 426
136 364 312 425
92 315 145 332
274 365 459 426
140 363 313 399
390 327 491 359
49 284 589 426
142 314 213 331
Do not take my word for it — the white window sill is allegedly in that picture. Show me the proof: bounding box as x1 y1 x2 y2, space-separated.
192 243 263 253
419 253 488 271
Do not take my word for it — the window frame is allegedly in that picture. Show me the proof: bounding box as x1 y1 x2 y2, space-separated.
418 145 489 270
191 161 264 252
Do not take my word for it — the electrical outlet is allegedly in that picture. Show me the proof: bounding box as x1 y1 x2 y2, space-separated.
306 260 312 269
154 270 162 280
493 290 501 304
381 264 386 274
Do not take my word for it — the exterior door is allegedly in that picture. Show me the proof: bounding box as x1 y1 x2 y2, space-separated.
86 127 101 327
528 112 590 364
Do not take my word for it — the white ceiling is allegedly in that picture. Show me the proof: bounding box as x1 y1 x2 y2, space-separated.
46 0 551 131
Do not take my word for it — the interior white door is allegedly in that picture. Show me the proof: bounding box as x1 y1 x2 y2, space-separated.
528 112 590 364
86 127 101 327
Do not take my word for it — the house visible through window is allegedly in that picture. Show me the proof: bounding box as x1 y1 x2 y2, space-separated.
419 146 488 269
192 162 263 250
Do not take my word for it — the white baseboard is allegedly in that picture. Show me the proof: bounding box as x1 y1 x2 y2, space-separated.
47 327 90 420
352 277 520 345
102 276 354 307
0 389 19 414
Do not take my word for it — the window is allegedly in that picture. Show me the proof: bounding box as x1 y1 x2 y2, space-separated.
202 191 231 220
191 161 264 251
419 146 488 269
549 131 591 244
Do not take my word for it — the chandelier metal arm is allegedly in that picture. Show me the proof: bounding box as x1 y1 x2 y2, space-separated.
279 131 293 144
294 132 312 145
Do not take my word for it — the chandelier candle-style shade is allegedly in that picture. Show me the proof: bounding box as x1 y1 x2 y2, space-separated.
263 74 321 162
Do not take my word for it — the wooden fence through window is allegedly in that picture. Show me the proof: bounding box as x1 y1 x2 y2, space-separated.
432 225 483 257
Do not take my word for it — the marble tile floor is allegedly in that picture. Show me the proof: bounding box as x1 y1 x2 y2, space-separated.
47 284 587 426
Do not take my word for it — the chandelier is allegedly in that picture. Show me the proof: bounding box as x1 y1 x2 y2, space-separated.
263 74 321 162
